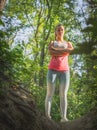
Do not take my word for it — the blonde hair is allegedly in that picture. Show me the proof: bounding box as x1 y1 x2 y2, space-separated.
55 24 64 31
55 24 64 40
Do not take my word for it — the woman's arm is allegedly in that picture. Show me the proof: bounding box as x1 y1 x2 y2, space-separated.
48 41 74 56
63 42 74 53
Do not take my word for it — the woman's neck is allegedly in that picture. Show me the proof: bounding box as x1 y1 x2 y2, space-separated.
56 38 64 42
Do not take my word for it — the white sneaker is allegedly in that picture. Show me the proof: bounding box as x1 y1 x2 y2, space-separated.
60 118 68 122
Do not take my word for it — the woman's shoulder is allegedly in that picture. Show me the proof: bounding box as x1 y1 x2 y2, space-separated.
66 41 73 44
49 40 54 44
64 41 73 46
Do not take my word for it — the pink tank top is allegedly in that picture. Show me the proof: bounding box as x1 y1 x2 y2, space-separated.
48 53 69 71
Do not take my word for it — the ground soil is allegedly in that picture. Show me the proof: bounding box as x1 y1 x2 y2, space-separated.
0 86 97 130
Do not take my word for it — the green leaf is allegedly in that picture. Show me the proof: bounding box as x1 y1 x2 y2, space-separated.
0 19 5 26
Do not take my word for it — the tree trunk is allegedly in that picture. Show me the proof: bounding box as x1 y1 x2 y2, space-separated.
0 86 97 130
0 0 6 11
39 47 45 86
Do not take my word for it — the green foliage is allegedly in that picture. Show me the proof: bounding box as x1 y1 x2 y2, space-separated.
30 85 46 112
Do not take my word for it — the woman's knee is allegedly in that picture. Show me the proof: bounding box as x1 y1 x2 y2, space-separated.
46 95 53 101
60 90 68 98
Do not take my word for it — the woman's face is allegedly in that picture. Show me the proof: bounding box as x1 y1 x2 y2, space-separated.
55 26 64 38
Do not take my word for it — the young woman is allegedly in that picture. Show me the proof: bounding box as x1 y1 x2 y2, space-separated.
45 24 74 122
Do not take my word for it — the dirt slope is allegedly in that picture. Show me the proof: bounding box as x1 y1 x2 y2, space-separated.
0 86 97 130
